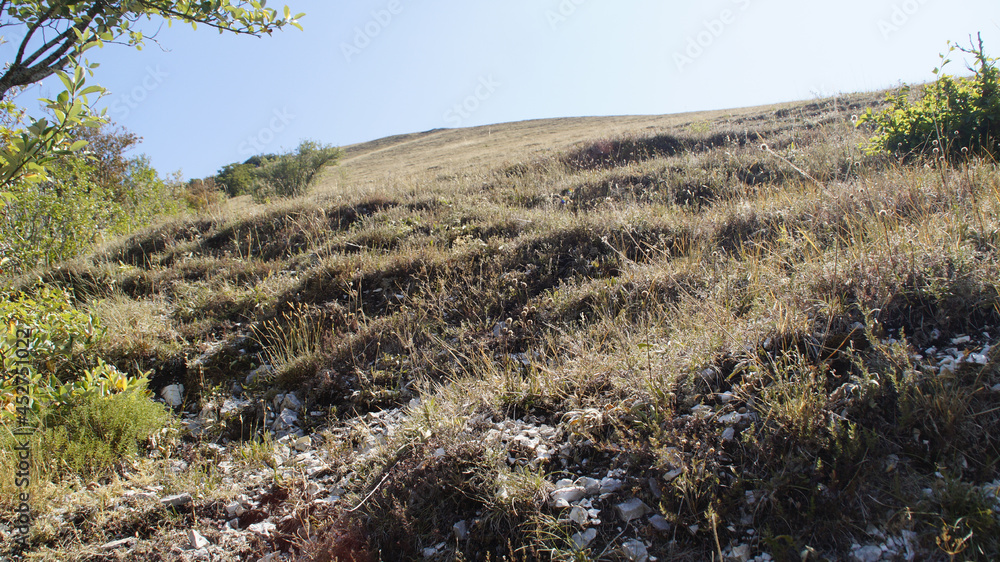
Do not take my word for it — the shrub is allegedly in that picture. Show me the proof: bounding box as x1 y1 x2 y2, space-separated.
1 384 171 480
0 124 182 275
213 140 341 202
858 33 1000 158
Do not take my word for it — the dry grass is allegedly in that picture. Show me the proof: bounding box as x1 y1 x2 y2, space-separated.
7 90 1000 560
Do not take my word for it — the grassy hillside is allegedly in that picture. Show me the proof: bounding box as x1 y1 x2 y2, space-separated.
5 90 1000 560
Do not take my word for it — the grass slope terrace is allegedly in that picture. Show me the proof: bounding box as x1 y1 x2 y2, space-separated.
4 90 1000 560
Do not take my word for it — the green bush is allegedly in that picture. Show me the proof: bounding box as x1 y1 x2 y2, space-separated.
858 34 1000 158
213 140 341 202
1 385 171 480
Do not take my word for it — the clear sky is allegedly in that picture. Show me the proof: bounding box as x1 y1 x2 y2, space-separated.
9 0 1000 180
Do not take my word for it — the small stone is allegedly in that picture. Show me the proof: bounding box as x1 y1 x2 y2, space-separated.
649 514 671 532
572 528 598 549
433 447 446 458
852 545 882 562
621 539 649 562
225 501 245 518
616 498 652 522
730 544 752 562
161 385 184 407
576 476 601 495
569 505 589 526
187 529 210 549
722 427 736 442
551 486 587 507
273 408 299 431
600 477 623 494
248 521 276 536
453 519 469 540
100 538 136 550
161 493 193 508
663 468 683 482
292 436 312 452
281 393 302 412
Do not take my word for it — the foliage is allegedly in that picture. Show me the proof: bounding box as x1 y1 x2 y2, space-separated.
1 384 171 480
215 140 341 201
858 34 1000 158
0 60 105 194
0 285 150 422
1 0 303 222
1 124 182 275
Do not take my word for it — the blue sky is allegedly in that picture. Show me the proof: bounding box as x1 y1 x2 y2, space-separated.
10 0 1000 180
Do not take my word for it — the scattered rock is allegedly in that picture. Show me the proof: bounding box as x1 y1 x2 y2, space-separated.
649 514 671 532
600 477 623 494
453 519 469 540
100 538 136 550
572 528 598 549
248 521 276 536
187 529 209 549
551 486 587 507
161 385 184 407
621 539 649 562
729 543 752 562
577 476 601 495
161 493 193 508
616 498 652 522
851 545 882 562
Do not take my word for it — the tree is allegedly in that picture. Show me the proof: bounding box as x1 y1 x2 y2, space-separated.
0 0 303 192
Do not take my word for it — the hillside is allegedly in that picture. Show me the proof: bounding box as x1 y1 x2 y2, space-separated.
4 90 1000 561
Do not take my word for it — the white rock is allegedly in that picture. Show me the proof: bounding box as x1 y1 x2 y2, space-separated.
453 519 469 540
248 521 276 536
852 545 882 562
722 427 736 442
161 493 193 507
551 486 587 507
100 538 136 550
576 477 601 495
600 477 623 494
616 498 652 522
730 543 752 562
569 505 589 526
621 539 649 562
649 514 671 532
273 408 299 431
951 335 971 345
281 393 302 412
572 528 598 549
187 529 210 549
292 436 312 452
161 385 184 407
225 501 245 518
556 478 576 488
